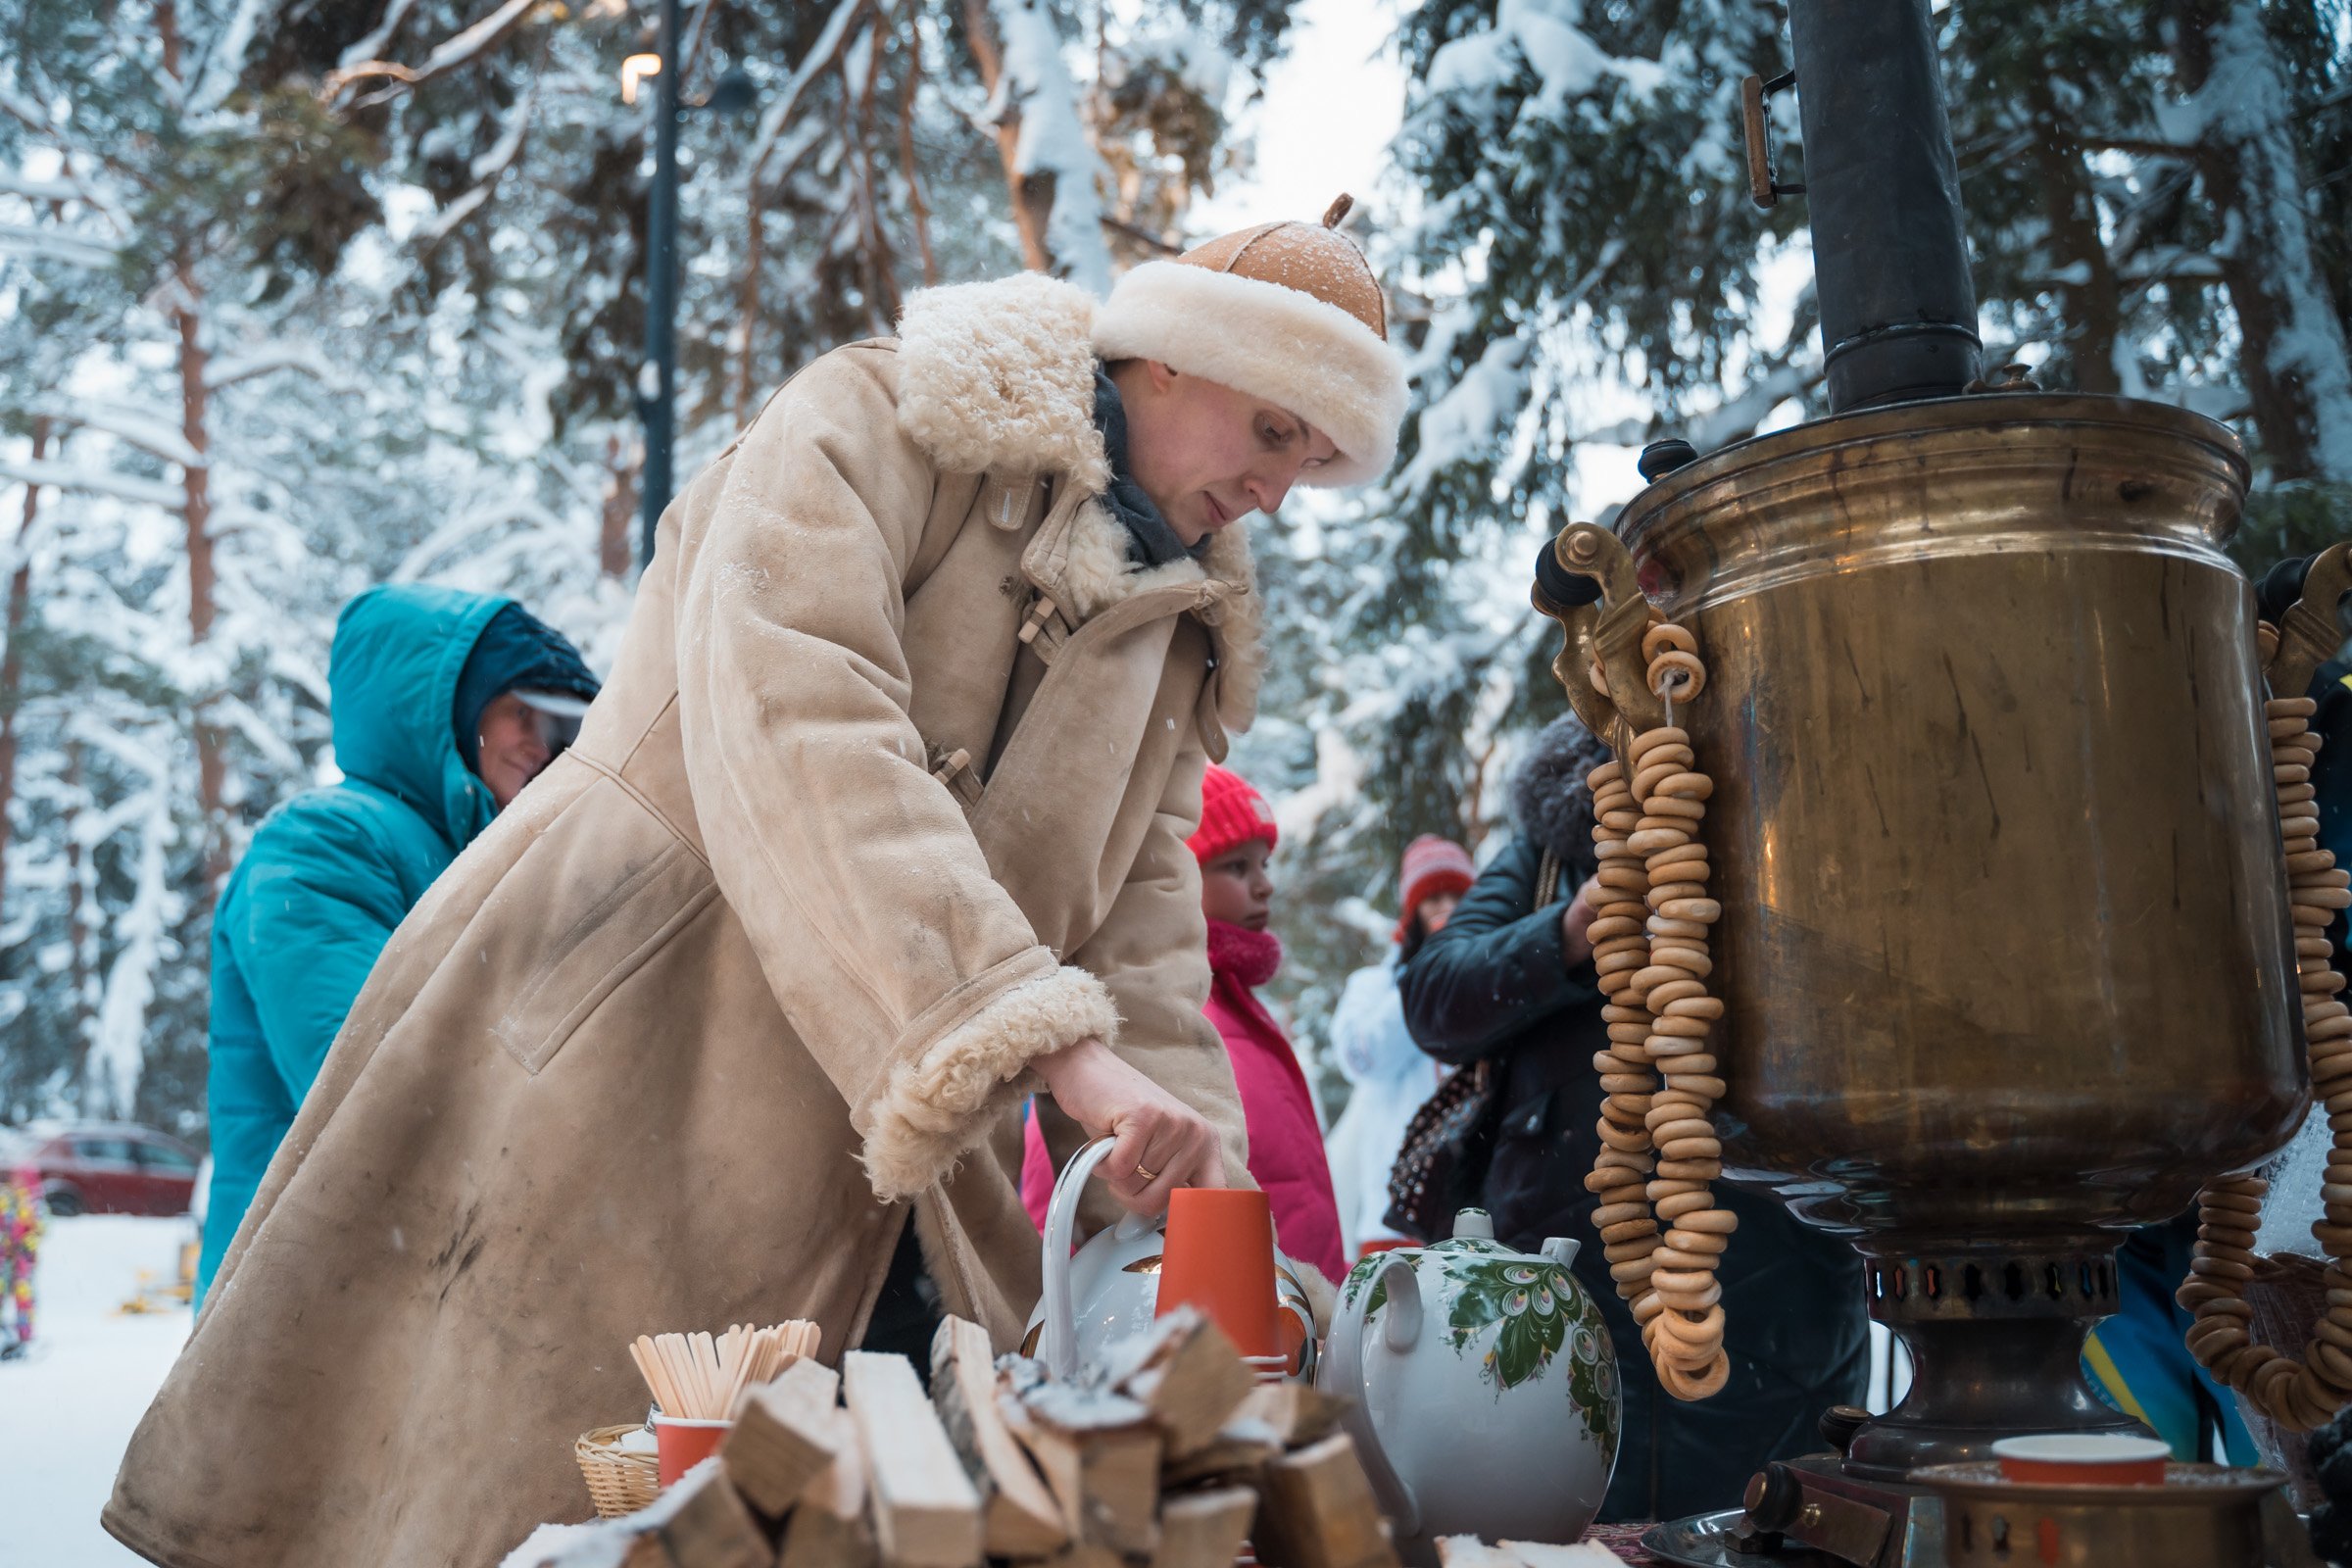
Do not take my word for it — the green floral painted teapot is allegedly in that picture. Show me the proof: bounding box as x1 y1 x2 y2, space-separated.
1317 1209 1620 1565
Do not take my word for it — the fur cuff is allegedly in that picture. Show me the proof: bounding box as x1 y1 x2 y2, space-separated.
1092 261 1407 487
863 964 1121 1199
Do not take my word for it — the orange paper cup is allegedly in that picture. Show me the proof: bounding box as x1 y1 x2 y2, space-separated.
1990 1434 2170 1487
654 1416 731 1488
1157 1187 1280 1356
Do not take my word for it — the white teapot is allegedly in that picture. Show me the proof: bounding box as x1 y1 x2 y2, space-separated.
1318 1209 1620 1565
1020 1137 1316 1380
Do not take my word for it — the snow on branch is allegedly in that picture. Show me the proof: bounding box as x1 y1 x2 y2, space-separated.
1682 363 1820 451
89 791 173 1118
203 340 346 391
0 220 117 268
1423 0 1665 121
989 0 1111 295
0 169 81 202
324 0 539 109
339 0 422 71
746 0 871 187
417 87 535 248
31 399 202 468
0 457 183 510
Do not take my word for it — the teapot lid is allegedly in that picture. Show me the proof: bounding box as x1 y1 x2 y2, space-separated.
1450 1208 1496 1241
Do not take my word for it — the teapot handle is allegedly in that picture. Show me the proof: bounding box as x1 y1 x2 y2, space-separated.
1353 1254 1422 1536
1040 1136 1120 1379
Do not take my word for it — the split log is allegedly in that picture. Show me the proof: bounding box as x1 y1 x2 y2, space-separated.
843 1350 983 1567
1150 1486 1257 1568
722 1356 841 1517
1229 1380 1344 1450
1157 1425 1280 1491
1001 1373 1161 1558
930 1317 1067 1558
654 1460 775 1568
777 1406 877 1568
1107 1308 1253 1456
1251 1433 1399 1568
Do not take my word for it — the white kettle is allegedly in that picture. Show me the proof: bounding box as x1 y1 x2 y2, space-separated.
1020 1137 1317 1381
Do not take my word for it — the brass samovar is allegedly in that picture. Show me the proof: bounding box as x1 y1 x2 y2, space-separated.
1530 1 2327 1562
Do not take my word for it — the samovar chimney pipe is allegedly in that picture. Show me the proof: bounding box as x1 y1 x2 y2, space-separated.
1787 0 1984 411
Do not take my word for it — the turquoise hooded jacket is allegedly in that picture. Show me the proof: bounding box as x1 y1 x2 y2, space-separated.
196 586 515 1307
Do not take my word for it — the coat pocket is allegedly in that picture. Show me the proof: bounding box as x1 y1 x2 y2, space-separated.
490 784 718 1075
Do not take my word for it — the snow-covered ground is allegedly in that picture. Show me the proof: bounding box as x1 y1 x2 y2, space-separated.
0 1215 193 1568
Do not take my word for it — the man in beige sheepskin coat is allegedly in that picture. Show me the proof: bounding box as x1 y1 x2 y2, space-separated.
106 208 1407 1568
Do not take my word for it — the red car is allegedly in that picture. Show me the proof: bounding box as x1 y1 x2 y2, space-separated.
0 1121 202 1216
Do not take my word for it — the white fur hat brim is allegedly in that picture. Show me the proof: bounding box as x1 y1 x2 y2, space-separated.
1091 261 1408 488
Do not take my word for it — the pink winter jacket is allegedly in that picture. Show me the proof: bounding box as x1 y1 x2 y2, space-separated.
1022 919 1346 1281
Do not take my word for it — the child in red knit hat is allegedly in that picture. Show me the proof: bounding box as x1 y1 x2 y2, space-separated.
1022 765 1346 1281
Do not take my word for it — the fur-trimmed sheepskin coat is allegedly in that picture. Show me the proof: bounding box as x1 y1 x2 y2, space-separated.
105 273 1258 1568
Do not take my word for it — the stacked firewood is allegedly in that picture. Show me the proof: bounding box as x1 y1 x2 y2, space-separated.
511 1307 1397 1568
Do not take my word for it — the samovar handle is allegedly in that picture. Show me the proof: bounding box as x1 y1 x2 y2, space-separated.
1529 526 1666 755
2261 543 2352 699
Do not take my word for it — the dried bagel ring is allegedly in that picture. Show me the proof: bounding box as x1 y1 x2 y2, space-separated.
1642 622 1698 662
1649 651 1706 699
1653 1281 1723 1314
1653 1190 1716 1222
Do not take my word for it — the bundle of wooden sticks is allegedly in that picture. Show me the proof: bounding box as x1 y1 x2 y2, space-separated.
629 1323 823 1421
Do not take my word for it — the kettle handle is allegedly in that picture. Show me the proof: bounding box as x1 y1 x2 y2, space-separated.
1040 1136 1120 1379
1353 1254 1422 1536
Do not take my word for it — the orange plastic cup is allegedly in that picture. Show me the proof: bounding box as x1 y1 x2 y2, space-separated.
655 1416 731 1488
1156 1187 1280 1356
1990 1434 2169 1486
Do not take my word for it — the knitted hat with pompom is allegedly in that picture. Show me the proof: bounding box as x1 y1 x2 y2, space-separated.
1092 195 1408 488
1188 764 1280 866
1395 834 1476 942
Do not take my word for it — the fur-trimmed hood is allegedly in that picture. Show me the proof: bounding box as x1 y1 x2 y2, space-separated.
891 272 1266 733
1511 712 1610 873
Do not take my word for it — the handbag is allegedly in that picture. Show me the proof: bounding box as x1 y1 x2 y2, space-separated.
1383 1055 1502 1243
1381 850 1561 1243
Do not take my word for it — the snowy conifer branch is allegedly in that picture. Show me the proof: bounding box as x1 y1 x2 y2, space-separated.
324 0 541 110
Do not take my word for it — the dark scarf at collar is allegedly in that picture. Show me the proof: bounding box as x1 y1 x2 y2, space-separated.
1093 365 1205 568
1206 917 1283 990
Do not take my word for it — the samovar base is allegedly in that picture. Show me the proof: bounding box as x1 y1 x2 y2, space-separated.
1843 1311 2144 1479
1641 1456 2317 1568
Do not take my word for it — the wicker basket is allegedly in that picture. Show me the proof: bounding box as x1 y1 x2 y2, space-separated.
575 1423 661 1518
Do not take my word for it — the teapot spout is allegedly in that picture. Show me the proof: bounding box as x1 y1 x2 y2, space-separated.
1542 1236 1582 1269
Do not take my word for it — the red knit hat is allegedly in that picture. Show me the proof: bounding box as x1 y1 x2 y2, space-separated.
1189 764 1279 865
1396 834 1476 941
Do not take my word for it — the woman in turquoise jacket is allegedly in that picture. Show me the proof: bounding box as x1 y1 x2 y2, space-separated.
196 583 598 1307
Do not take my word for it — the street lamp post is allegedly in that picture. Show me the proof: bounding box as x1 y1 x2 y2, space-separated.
637 0 683 573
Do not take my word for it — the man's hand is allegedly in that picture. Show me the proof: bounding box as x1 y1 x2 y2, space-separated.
1561 875 1604 969
1034 1038 1226 1215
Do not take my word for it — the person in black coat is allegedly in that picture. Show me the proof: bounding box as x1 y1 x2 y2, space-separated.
1398 713 1870 1524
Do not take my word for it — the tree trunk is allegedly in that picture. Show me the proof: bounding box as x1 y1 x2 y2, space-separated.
2024 79 2123 395
174 262 229 904
960 0 1057 274
2169 0 2352 482
66 738 91 1047
0 417 50 926
600 433 639 579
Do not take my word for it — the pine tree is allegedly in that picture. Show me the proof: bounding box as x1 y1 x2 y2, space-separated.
1 0 1298 1129
1247 0 2352 1101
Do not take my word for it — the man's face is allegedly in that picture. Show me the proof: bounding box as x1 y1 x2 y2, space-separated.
1113 362 1340 547
474 693 555 809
